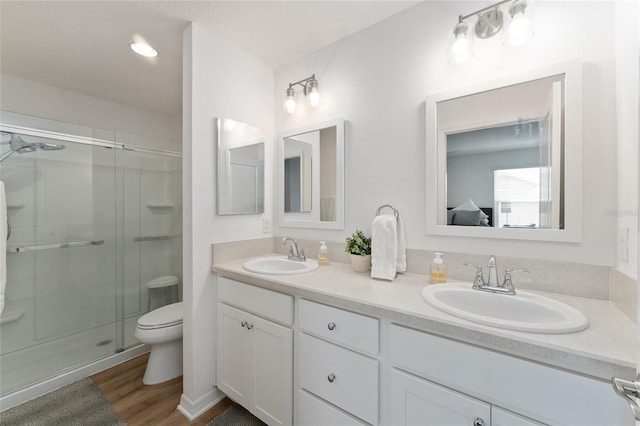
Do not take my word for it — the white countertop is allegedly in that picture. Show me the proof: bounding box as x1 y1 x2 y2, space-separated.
213 255 636 382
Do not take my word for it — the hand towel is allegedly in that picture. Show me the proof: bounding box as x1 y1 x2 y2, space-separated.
396 215 407 273
371 215 397 281
0 181 6 314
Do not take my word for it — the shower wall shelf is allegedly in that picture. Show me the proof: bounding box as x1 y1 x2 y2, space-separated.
7 240 105 253
134 233 182 242
146 202 175 209
6 201 24 209
0 309 24 325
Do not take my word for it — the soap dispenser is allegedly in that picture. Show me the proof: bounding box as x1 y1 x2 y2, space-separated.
429 252 446 284
318 241 329 265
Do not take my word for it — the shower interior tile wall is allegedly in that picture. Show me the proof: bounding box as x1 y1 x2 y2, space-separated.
123 154 183 320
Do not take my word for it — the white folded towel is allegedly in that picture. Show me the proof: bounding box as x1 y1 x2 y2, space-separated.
371 215 398 281
0 181 6 314
396 215 407 273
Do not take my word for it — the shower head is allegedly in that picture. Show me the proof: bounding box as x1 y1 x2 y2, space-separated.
0 132 65 163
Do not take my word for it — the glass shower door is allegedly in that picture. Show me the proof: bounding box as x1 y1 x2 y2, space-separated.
0 131 119 395
121 147 182 348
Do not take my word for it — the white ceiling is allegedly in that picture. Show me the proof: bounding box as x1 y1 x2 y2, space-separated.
1 1 420 116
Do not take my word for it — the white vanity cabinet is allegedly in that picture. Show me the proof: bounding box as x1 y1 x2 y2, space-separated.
213 271 632 426
216 277 293 426
297 299 380 425
389 324 629 426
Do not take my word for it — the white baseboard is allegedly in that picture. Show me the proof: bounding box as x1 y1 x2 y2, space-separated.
177 387 226 421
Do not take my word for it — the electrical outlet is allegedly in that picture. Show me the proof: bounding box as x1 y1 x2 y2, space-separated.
618 227 629 263
263 216 272 233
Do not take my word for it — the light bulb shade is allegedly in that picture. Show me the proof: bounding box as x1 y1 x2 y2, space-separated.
449 21 474 64
505 0 534 47
284 87 297 114
306 80 320 108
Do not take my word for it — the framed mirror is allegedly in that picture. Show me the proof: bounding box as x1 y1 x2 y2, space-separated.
216 117 265 215
279 118 345 229
426 60 583 242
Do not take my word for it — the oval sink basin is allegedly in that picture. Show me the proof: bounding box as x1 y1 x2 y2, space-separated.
243 256 319 275
422 283 589 334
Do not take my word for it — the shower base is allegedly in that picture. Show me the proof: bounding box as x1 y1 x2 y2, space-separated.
0 316 146 410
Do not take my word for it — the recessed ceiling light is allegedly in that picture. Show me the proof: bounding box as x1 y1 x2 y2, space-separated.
130 42 158 58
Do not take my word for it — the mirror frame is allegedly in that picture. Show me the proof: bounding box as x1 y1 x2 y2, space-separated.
215 117 265 216
425 60 583 242
278 118 345 230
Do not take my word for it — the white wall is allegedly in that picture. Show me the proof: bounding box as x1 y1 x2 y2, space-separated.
614 0 639 278
1 74 181 145
181 22 274 415
274 1 626 266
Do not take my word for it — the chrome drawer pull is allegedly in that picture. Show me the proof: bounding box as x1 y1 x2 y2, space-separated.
247 323 254 330
241 321 248 328
327 373 336 383
327 322 336 331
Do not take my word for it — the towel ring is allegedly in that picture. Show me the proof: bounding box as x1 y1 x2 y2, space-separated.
375 204 399 219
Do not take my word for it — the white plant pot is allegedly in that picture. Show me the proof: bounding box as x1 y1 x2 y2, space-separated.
350 254 371 273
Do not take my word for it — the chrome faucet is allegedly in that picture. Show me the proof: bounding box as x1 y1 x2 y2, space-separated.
282 237 305 261
464 255 527 295
486 255 499 287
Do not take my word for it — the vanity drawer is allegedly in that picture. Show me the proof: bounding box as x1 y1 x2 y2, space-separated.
218 277 293 326
299 299 379 355
298 390 366 426
298 333 378 425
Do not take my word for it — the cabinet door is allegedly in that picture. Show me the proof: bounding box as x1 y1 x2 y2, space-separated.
217 303 253 406
390 369 490 426
492 407 546 426
253 314 293 426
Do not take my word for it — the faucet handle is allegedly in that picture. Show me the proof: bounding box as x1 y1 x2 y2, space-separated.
464 263 485 287
502 269 529 293
298 246 306 261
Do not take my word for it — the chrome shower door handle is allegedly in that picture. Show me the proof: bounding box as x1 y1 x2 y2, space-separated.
612 375 640 420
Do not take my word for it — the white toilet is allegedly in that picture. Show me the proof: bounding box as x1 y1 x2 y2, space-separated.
135 301 183 385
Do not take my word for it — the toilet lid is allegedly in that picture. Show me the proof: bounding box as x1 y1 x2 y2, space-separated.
138 302 183 329
146 275 179 289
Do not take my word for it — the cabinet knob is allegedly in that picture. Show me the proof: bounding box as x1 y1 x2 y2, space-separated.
327 322 336 331
241 321 248 328
327 373 336 383
473 417 485 426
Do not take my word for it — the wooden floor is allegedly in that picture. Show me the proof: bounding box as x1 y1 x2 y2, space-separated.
92 353 233 426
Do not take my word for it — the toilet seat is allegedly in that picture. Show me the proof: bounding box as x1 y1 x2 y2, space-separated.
137 301 183 330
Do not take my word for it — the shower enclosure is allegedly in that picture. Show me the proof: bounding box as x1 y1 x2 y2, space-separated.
0 119 182 401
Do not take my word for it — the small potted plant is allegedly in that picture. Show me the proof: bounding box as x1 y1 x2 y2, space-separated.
345 230 372 272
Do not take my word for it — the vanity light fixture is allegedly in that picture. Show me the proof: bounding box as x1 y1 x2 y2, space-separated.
449 0 534 64
283 74 320 114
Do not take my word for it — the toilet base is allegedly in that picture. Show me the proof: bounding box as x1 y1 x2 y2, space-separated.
143 339 183 385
